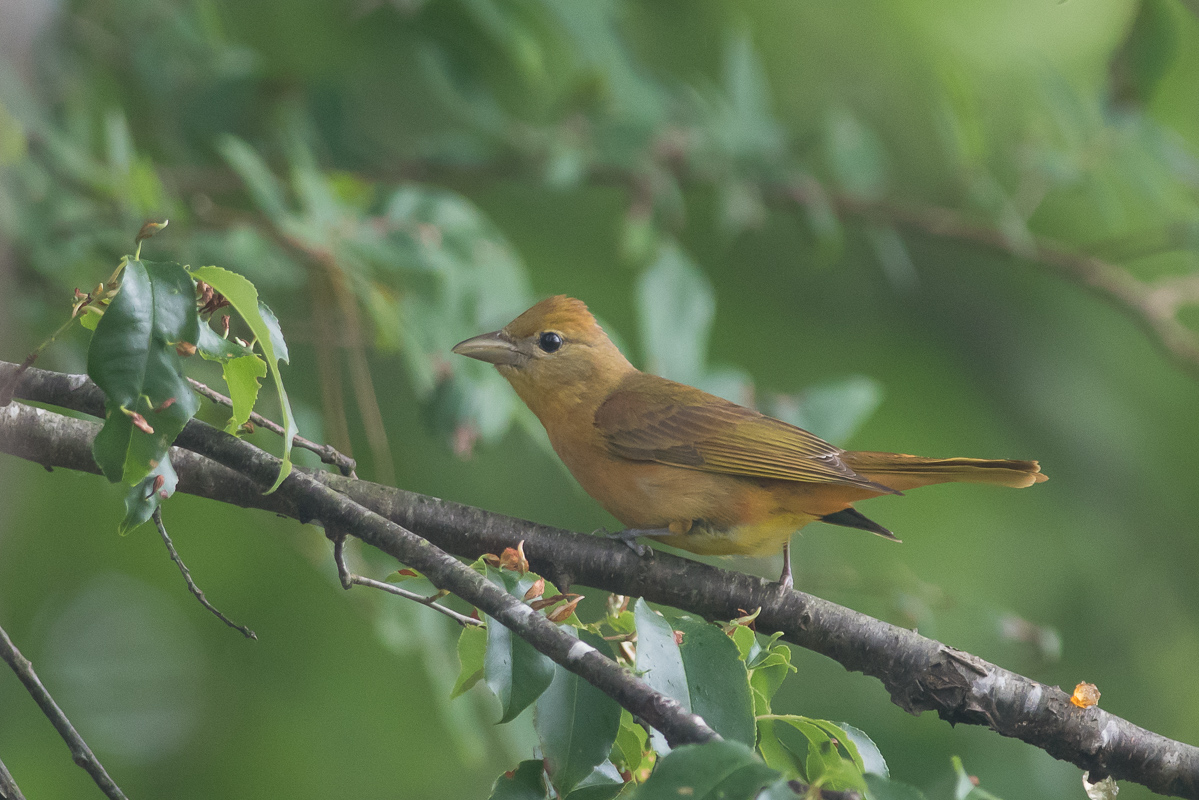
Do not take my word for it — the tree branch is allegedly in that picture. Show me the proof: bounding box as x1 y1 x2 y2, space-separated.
3 361 1199 798
0 622 128 800
0 756 26 800
0 362 717 753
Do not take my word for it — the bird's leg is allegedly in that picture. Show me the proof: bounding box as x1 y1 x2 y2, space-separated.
604 528 669 557
778 540 794 591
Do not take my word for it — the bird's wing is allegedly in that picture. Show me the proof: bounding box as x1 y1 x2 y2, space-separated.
594 374 894 491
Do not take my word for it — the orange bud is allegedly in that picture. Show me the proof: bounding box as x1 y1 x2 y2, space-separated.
673 630 684 645
498 540 529 573
129 412 154 434
1071 682 1101 709
176 342 197 357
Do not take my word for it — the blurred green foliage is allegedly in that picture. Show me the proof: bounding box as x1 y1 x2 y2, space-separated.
2 0 1199 798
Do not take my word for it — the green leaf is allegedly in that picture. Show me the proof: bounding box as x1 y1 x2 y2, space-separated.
748 639 795 715
562 761 625 800
488 760 550 800
767 375 883 446
636 244 713 385
535 627 623 795
837 722 887 777
217 136 290 223
195 322 254 362
628 741 777 800
952 756 1005 800
484 569 555 723
221 354 267 433
452 622 488 699
188 265 297 492
671 615 756 748
257 300 290 364
729 624 756 661
612 709 649 775
632 599 689 754
755 716 866 791
864 774 931 800
824 107 888 199
118 456 177 536
88 260 200 486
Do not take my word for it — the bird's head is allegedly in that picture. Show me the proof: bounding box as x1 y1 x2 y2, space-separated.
452 296 635 418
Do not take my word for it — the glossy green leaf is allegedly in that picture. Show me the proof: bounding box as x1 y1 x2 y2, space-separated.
611 709 649 775
221 354 267 433
484 569 555 723
562 761 625 800
535 627 623 795
452 622 488 699
195 322 253 362
628 741 777 800
189 265 296 492
88 259 200 486
118 455 177 536
632 599 689 754
837 721 887 777
748 639 795 716
671 615 755 748
488 759 549 800
756 716 866 791
729 624 756 661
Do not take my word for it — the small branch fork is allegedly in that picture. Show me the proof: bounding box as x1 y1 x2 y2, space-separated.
187 377 358 478
329 532 481 628
0 623 128 800
152 507 257 639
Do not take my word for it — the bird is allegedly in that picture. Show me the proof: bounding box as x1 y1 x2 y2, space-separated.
453 295 1046 589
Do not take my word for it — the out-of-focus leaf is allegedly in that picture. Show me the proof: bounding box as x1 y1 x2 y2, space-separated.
1109 0 1180 107
189 265 296 492
88 260 200 486
488 759 550 800
119 456 177 536
767 375 883 446
824 107 887 199
452 623 488 699
864 774 932 800
628 741 777 800
217 136 290 223
535 627 622 795
636 243 713 384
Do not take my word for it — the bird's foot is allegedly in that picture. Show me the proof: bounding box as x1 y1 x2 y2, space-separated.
599 527 666 558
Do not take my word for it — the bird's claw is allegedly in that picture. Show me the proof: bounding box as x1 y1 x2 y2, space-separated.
602 528 653 557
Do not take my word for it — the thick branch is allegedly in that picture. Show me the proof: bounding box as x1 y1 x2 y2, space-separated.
0 364 715 752
3 361 1198 798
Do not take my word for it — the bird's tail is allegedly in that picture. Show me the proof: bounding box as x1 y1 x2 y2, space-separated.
844 451 1046 491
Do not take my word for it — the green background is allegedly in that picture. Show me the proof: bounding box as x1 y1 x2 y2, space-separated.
2 0 1198 797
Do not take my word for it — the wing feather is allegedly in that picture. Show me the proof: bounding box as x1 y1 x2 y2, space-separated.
595 374 894 492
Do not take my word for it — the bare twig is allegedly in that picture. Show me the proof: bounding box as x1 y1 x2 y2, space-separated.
152 507 257 639
330 533 482 627
187 377 357 477
0 622 128 800
0 756 26 800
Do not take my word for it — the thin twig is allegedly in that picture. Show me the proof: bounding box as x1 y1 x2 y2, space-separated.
0 622 128 800
330 534 482 627
152 507 257 639
0 756 26 800
187 377 357 477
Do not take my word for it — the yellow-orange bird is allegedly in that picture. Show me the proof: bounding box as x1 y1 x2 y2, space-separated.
454 296 1046 588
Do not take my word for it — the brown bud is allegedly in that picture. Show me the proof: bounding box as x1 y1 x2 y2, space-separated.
176 342 197 357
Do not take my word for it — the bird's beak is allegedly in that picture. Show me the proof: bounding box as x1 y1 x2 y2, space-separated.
452 330 525 366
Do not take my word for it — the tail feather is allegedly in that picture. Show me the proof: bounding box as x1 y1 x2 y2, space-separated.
844 451 1046 491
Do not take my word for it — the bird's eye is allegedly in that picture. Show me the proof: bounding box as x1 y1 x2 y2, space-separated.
538 332 563 353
